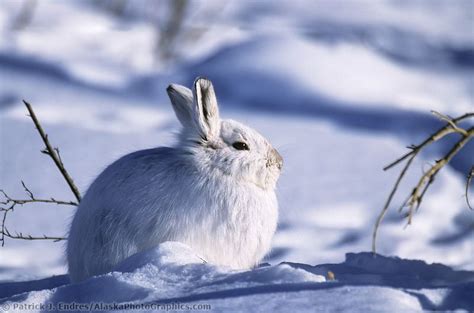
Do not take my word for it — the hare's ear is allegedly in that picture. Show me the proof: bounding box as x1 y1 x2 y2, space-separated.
166 84 194 127
193 77 220 140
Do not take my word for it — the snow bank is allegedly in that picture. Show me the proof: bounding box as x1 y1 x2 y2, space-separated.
1 242 472 312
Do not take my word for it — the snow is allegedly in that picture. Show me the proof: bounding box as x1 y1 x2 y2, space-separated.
185 35 473 114
1 242 473 312
0 0 473 311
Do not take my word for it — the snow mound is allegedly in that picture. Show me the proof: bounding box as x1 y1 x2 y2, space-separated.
1 242 473 313
114 241 206 271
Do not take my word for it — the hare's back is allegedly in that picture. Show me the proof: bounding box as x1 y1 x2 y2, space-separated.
83 147 184 203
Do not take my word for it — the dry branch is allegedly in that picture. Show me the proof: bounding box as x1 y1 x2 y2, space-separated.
372 111 473 254
467 166 474 210
2 228 65 243
0 182 75 246
0 181 78 207
23 100 81 202
0 101 81 245
383 112 473 171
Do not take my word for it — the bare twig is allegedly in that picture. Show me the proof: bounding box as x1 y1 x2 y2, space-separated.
383 112 474 171
405 128 473 223
431 111 468 136
2 227 65 242
0 205 12 247
0 182 77 207
466 166 474 210
372 153 417 253
23 100 81 202
0 101 81 246
372 112 473 254
0 182 75 246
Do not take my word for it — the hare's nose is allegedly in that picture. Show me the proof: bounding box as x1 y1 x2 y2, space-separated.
270 148 283 170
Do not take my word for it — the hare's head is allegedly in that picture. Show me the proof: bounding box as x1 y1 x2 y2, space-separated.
167 77 283 190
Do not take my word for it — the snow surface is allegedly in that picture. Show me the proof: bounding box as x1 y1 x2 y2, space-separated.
0 0 473 311
1 242 473 312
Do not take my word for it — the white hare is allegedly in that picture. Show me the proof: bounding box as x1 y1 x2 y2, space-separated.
67 77 283 282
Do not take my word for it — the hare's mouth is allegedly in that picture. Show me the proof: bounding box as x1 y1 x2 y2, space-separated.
266 148 283 171
266 159 283 171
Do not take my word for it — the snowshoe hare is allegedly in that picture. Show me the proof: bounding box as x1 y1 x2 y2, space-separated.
67 77 283 282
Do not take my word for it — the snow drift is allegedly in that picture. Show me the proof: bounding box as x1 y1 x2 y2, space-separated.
1 242 473 312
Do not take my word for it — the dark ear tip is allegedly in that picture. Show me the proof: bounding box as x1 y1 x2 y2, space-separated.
166 84 176 93
194 76 212 89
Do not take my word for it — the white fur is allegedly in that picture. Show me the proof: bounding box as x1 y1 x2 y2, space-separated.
67 77 283 282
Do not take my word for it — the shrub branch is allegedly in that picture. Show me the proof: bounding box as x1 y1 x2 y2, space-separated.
23 100 81 202
467 166 474 210
0 101 81 246
0 182 75 246
372 111 473 253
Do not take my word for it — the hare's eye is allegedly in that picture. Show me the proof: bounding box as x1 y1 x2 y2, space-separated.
232 141 249 151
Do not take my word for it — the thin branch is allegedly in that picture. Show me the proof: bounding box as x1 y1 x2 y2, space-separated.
0 204 12 247
0 182 75 246
431 111 468 136
0 101 81 246
2 227 65 242
372 112 473 254
466 166 474 210
23 100 82 202
383 112 474 171
372 152 417 254
405 128 473 224
55 147 64 166
22 180 34 199
0 182 78 207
